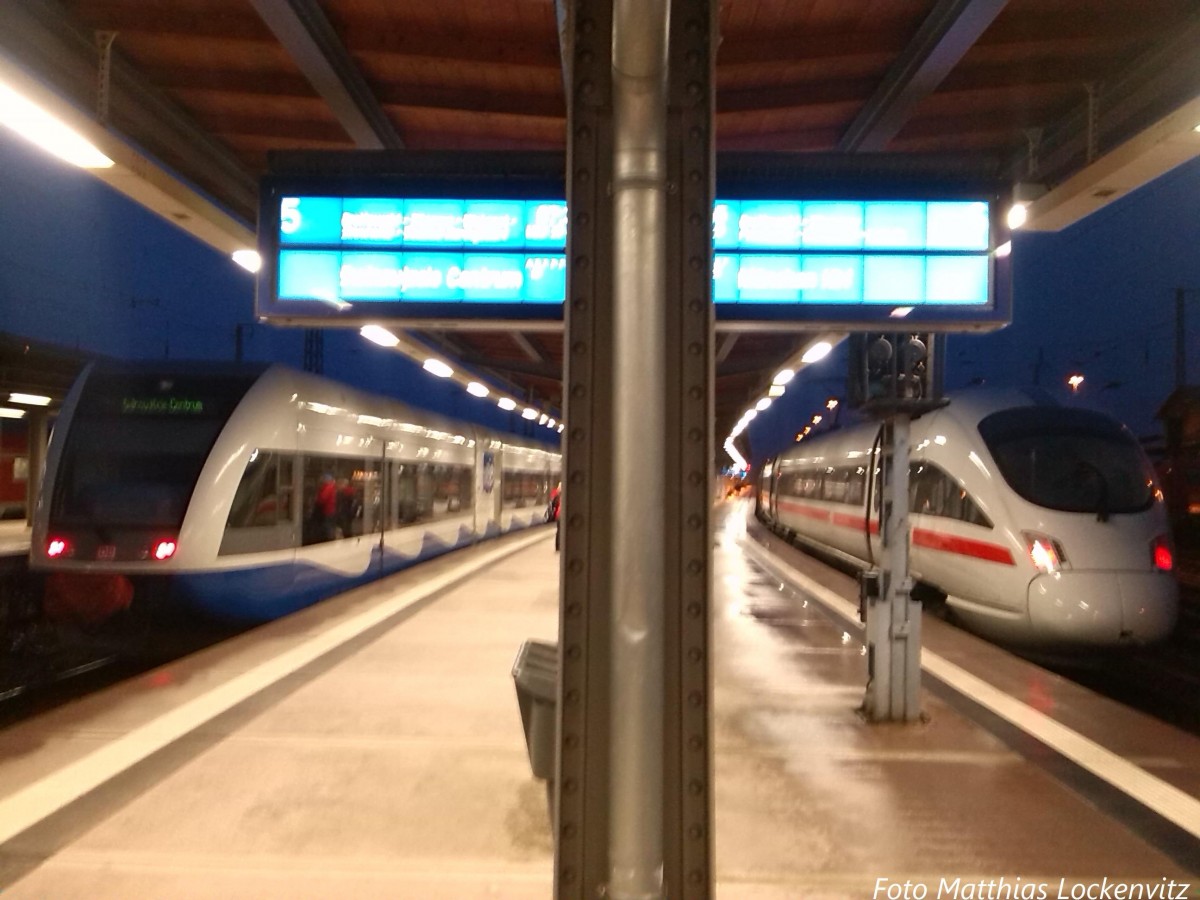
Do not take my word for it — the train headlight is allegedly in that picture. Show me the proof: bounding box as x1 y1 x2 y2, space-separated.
1151 535 1173 572
152 540 177 561
1023 531 1068 574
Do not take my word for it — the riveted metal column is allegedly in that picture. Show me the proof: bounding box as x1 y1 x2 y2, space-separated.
557 0 616 894
559 0 714 895
663 0 715 895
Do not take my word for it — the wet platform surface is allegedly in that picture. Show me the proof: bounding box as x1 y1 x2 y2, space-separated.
0 508 1194 898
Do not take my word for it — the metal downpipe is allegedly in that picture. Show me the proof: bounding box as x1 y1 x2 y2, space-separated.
609 0 670 896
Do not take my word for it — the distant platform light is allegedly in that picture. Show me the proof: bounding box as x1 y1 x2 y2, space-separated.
232 249 262 273
498 397 517 411
801 341 832 364
889 306 914 318
772 368 795 386
768 384 785 397
755 398 772 411
423 358 454 378
522 407 539 420
466 381 489 398
0 82 113 168
538 414 549 425
557 424 564 433
826 398 839 410
743 409 758 422
1067 373 1085 391
360 325 399 347
547 418 556 428
1006 203 1028 230
8 392 51 406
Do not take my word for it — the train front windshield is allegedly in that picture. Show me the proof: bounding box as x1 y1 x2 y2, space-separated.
50 370 258 529
978 407 1156 516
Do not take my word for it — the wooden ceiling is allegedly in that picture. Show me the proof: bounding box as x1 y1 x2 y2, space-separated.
4 0 1200 444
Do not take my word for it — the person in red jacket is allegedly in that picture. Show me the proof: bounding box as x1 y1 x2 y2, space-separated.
310 473 337 543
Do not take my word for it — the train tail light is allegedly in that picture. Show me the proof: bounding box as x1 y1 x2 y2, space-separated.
46 537 71 558
152 539 177 561
1023 531 1068 574
1151 535 1173 572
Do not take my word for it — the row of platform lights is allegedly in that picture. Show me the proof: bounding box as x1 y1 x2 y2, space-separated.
359 325 564 433
723 339 835 470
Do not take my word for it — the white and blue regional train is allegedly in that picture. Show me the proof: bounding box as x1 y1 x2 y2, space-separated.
757 390 1179 650
31 362 561 622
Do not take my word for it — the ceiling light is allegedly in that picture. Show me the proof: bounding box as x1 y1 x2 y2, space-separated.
801 341 832 364
772 368 795 385
743 409 758 422
423 359 454 378
547 418 556 428
232 249 261 273
755 397 772 411
1006 202 1028 230
994 241 1012 258
889 307 914 318
557 424 564 433
8 392 51 406
538 414 549 425
0 82 113 168
522 407 539 420
0 407 26 419
498 397 517 411
360 325 399 347
466 381 489 398
768 384 785 397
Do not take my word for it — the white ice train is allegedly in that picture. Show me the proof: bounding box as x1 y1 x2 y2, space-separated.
757 389 1179 650
31 362 561 622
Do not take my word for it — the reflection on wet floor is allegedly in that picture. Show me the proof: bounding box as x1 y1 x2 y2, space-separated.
710 501 1197 895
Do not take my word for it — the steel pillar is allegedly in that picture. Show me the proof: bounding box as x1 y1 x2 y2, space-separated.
557 0 714 895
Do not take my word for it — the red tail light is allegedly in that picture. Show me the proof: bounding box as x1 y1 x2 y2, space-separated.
1151 536 1173 572
152 540 177 561
46 538 70 558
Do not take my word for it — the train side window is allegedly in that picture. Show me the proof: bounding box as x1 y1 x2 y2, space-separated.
908 461 992 528
220 451 296 556
391 463 420 526
846 467 866 506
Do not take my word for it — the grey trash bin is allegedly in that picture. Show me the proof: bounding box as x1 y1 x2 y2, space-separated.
512 639 558 781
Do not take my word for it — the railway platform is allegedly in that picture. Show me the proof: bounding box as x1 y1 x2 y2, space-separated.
0 506 1195 898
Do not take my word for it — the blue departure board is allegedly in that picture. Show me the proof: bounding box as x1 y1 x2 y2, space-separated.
257 188 1005 329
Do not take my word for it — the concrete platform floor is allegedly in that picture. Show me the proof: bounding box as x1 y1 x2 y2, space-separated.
0 511 1195 898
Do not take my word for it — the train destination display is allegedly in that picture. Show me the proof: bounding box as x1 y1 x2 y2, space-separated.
257 194 1005 328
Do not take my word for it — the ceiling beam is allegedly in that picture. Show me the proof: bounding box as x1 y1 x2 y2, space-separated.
838 0 1010 152
510 332 546 364
248 0 403 150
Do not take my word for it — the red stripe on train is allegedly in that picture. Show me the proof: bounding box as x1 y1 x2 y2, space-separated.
830 511 879 534
912 528 1015 565
779 499 1012 564
776 499 830 523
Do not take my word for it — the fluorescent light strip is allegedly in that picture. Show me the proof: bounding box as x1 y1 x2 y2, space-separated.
0 82 113 169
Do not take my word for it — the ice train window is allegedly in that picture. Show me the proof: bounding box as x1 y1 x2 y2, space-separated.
979 407 1155 515
909 462 991 528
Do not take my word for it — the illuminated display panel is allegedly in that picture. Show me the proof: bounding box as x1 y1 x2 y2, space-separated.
257 181 1007 330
